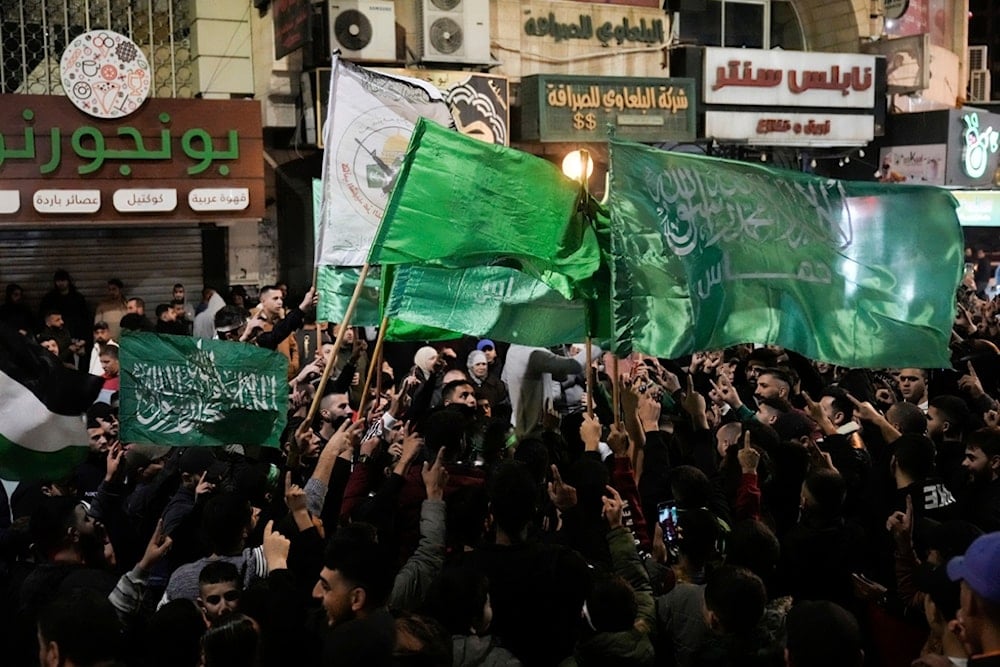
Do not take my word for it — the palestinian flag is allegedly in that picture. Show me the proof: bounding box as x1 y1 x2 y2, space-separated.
0 324 102 480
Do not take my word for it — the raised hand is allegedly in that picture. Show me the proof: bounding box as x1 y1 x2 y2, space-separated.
547 464 578 511
262 519 291 570
737 430 760 474
138 518 173 571
601 485 624 529
421 446 449 501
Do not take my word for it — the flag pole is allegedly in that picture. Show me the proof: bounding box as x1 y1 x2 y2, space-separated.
578 148 595 420
611 354 620 424
306 262 372 424
357 315 389 419
585 336 594 418
312 266 321 359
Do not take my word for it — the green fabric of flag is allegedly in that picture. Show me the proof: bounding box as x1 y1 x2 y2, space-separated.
120 332 288 447
316 265 383 326
609 140 963 368
368 118 600 299
383 264 587 345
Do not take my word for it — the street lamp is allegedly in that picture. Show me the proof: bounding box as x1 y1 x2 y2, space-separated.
561 149 594 184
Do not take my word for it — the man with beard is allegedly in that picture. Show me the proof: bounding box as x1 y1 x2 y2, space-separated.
316 392 352 444
958 428 1000 532
12 497 119 665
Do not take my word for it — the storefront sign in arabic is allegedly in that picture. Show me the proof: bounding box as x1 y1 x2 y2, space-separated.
519 75 696 143
705 111 875 147
703 47 877 109
523 13 665 47
0 94 264 224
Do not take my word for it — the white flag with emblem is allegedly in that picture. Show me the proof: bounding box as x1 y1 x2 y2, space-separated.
316 53 455 267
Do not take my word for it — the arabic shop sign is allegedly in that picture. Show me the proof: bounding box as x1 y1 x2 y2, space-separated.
0 94 264 224
961 112 1000 179
523 13 665 47
519 75 695 143
705 111 874 147
704 47 876 109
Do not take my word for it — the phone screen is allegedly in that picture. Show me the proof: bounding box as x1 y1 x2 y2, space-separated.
658 501 678 544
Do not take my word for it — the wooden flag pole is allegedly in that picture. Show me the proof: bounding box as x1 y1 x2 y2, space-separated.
312 266 322 360
357 315 389 420
306 262 371 424
612 354 620 424
585 336 594 418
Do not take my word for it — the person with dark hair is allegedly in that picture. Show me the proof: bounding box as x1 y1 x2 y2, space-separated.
393 612 454 667
913 563 969 664
754 367 793 404
14 498 120 665
160 492 267 608
155 302 188 335
249 284 300 380
897 368 930 412
125 296 145 317
201 612 260 667
36 588 123 667
572 486 655 666
198 561 242 626
891 434 960 523
959 428 1000 532
87 321 117 377
779 468 863 608
142 599 205 667
469 462 590 666
888 400 930 436
0 282 33 334
421 566 519 665
928 395 976 492
696 565 778 666
785 600 863 667
39 269 91 345
313 525 397 666
94 278 128 340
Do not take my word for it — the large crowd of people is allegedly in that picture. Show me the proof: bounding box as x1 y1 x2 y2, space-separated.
1 267 1000 667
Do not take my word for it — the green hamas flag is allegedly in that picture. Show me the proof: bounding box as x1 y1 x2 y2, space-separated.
383 264 587 346
368 117 600 299
120 332 288 447
609 140 963 368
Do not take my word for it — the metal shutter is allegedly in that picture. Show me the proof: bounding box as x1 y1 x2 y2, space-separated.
0 226 206 320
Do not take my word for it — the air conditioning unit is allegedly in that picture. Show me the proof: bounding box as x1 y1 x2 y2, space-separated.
970 69 992 103
417 0 492 65
328 0 396 62
969 45 989 74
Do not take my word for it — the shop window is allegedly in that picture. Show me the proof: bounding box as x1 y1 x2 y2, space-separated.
676 0 805 50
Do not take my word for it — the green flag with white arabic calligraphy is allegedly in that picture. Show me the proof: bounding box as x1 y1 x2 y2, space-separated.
609 139 963 368
119 332 288 447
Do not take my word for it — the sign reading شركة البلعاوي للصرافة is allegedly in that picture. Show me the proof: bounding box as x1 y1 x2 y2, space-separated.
518 75 696 143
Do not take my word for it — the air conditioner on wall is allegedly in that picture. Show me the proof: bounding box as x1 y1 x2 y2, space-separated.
328 0 396 62
969 45 989 73
970 69 991 103
417 0 492 65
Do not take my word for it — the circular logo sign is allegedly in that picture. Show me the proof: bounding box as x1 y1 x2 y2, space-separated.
60 30 151 119
884 0 909 20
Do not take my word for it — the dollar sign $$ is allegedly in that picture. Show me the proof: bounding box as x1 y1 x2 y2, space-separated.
585 113 596 130
573 112 586 130
572 113 598 130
